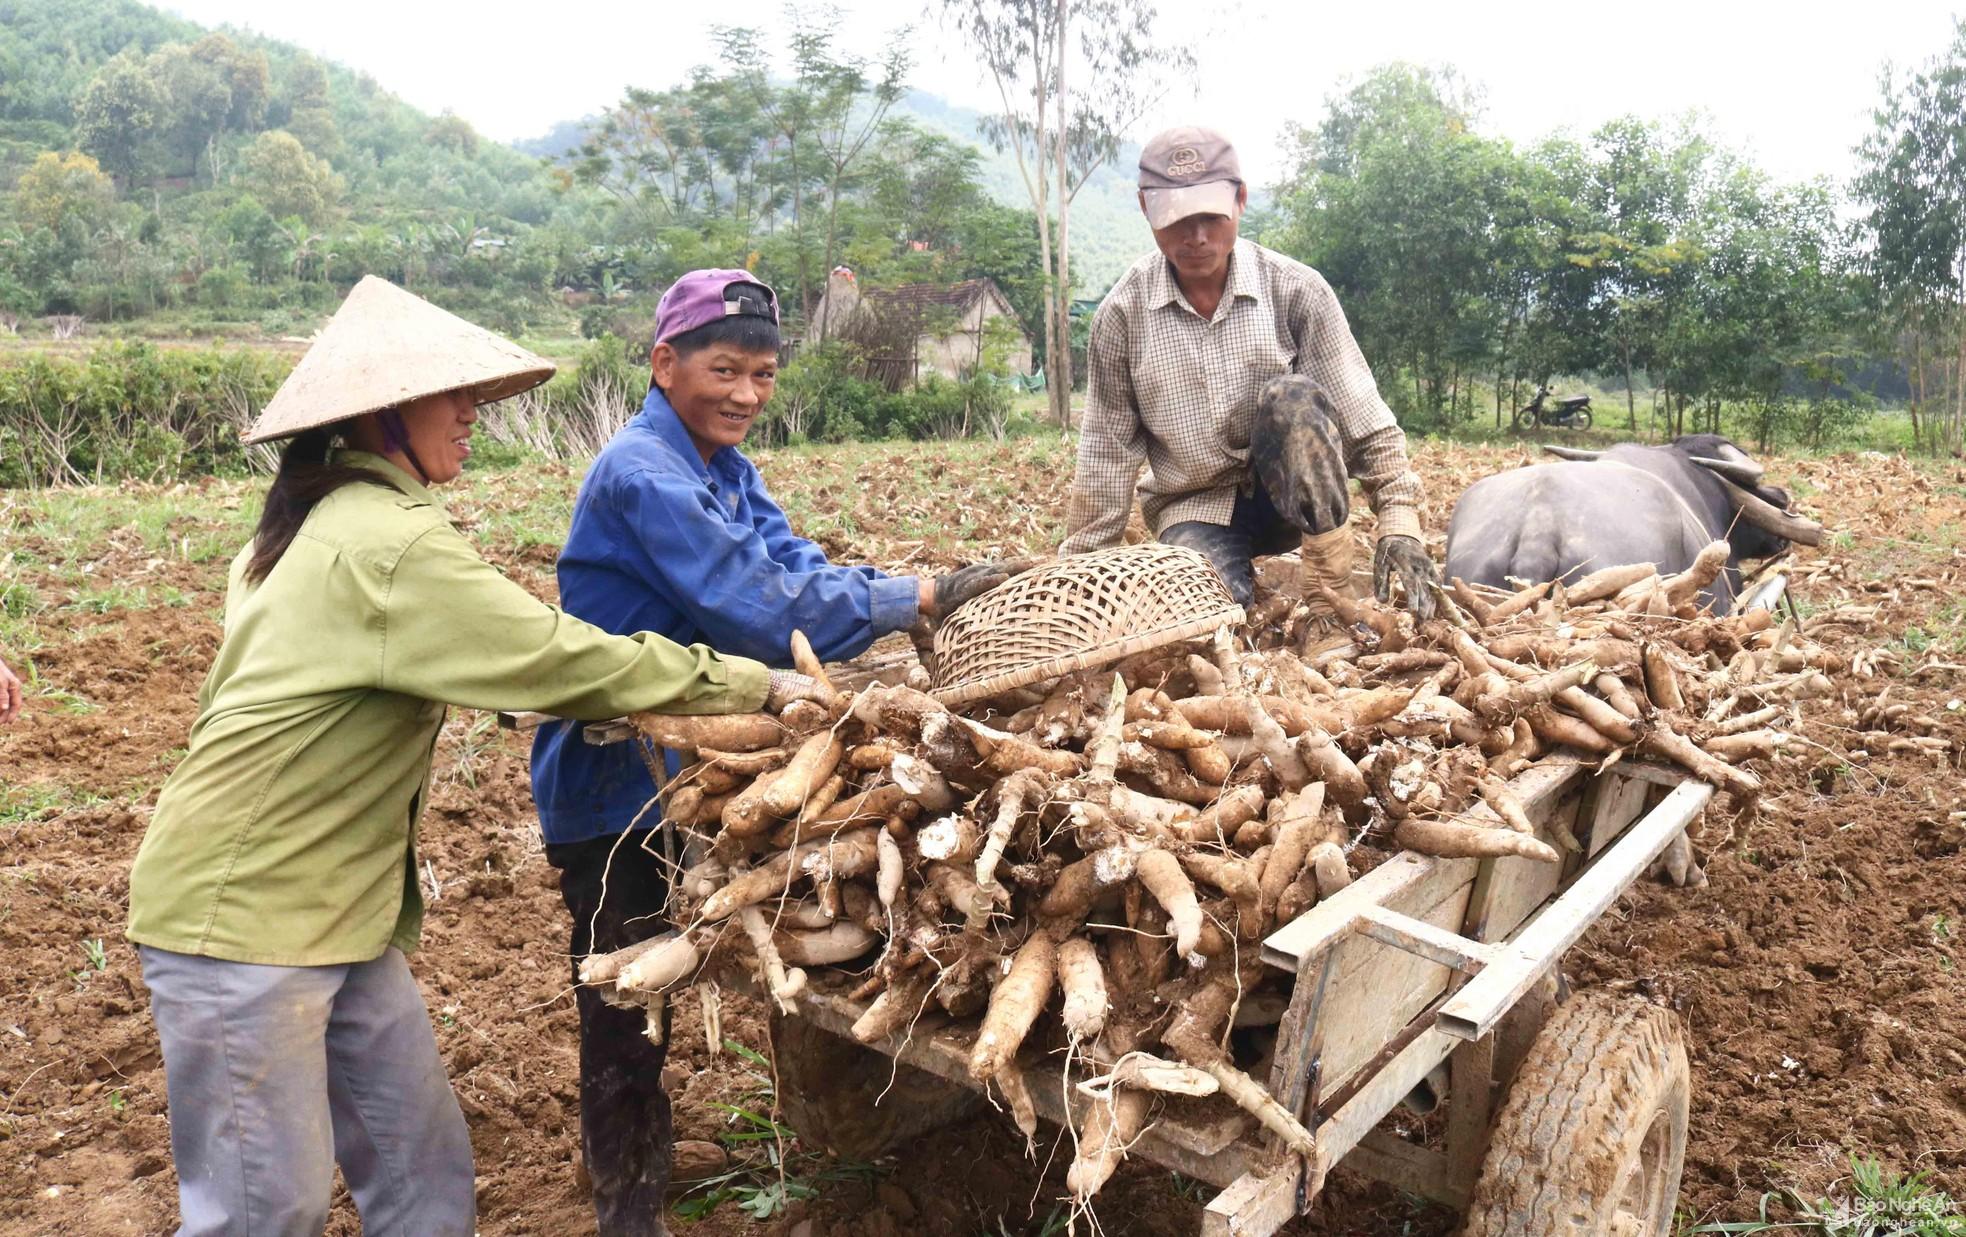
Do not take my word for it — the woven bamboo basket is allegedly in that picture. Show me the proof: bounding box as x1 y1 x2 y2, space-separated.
929 543 1245 707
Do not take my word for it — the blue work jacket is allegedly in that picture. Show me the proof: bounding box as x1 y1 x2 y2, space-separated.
528 389 921 844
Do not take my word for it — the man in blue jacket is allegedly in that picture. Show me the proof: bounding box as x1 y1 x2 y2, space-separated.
530 269 1007 1235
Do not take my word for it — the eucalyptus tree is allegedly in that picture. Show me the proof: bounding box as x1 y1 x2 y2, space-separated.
717 9 911 328
940 0 1191 424
1854 16 1966 455
1502 137 1606 423
1563 117 1713 431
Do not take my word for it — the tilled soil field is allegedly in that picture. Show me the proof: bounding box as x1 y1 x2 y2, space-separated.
1 438 1961 1235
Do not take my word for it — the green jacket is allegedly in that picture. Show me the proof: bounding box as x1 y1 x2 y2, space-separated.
127 452 768 966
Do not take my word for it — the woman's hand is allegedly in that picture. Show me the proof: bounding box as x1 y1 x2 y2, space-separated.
765 669 826 711
0 659 22 725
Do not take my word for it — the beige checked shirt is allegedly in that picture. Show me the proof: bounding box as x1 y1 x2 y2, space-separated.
1062 239 1424 554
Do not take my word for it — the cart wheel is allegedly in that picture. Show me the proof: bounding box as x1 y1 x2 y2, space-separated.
1461 991 1688 1236
768 1011 982 1161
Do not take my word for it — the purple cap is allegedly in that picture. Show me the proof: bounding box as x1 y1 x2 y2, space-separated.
653 269 781 347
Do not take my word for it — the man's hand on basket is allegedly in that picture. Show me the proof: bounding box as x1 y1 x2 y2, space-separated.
765 669 827 711
1373 534 1439 623
926 561 1019 620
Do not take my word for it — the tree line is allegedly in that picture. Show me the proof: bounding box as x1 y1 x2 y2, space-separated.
3 0 1963 458
1255 48 1961 455
0 0 1056 346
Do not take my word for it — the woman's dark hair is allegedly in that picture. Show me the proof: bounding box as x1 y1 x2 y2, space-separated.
243 427 401 585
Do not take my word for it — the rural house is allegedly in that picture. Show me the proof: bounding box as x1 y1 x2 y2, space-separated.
813 270 1034 390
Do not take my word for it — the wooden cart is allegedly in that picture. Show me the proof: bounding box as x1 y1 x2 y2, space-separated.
759 756 1713 1236
507 624 1729 1234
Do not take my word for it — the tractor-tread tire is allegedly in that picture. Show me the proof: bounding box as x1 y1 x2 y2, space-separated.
1461 990 1688 1236
769 1011 981 1161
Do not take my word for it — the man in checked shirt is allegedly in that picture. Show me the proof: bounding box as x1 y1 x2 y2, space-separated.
1061 125 1440 628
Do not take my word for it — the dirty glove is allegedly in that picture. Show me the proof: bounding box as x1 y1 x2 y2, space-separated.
1373 534 1439 623
765 669 825 711
930 561 1015 619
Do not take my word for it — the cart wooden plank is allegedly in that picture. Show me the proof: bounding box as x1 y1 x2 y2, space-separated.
1202 1166 1300 1237
1583 771 1655 858
1263 759 1591 1111
1349 1128 1464 1208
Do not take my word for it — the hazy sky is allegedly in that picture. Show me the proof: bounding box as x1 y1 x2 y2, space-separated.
159 0 1961 190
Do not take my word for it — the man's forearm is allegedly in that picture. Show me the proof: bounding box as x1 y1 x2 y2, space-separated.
1060 481 1131 555
1373 503 1423 542
1346 419 1426 543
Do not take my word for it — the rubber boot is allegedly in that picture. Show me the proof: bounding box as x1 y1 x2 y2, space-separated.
1300 525 1359 614
1299 525 1359 656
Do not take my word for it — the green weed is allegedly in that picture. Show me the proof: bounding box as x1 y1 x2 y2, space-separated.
64 583 149 614
437 711 501 792
27 677 100 715
1897 627 1934 655
1688 1154 1965 1234
671 1037 879 1224
1171 1172 1212 1203
82 938 107 971
979 1208 1073 1237
1 783 93 824
0 580 41 619
0 581 47 655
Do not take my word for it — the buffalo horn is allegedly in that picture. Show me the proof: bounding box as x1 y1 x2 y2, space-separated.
1714 476 1826 547
1540 445 1601 462
1688 455 1767 485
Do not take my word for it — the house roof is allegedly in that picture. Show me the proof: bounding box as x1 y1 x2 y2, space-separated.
858 278 1021 336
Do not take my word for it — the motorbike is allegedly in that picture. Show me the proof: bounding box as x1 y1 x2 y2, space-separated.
1514 384 1593 431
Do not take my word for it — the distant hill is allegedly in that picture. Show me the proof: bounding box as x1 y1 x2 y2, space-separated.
0 0 562 214
511 117 589 161
513 88 1148 295
0 0 1136 331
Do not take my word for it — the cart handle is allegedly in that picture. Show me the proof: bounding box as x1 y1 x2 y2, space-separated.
1435 778 1712 1040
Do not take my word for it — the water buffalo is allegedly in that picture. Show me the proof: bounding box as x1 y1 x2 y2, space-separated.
1444 434 1825 613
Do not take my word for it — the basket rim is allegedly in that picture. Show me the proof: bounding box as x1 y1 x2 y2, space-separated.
930 604 1244 707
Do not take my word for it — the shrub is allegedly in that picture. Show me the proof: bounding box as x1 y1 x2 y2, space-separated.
196 265 251 308
0 343 290 487
1795 397 1872 450
766 342 883 446
475 335 645 463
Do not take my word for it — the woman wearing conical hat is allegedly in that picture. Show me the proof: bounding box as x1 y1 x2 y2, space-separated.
124 277 815 1236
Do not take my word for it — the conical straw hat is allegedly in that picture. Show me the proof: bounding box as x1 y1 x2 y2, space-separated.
242 276 555 444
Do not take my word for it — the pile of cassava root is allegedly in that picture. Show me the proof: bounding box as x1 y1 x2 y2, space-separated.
579 540 1836 1202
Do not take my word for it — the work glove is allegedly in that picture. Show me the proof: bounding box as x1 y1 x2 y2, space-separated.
930 561 1016 619
765 669 826 711
1373 534 1439 623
